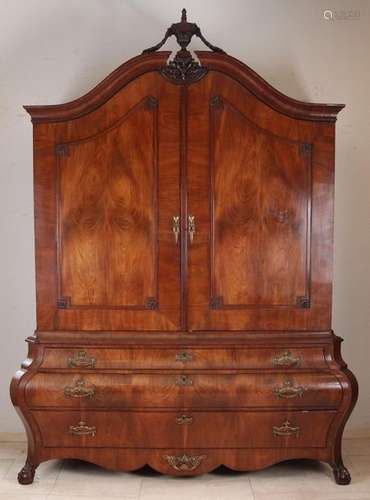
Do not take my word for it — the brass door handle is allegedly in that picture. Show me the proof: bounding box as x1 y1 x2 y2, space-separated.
188 215 195 243
172 215 180 244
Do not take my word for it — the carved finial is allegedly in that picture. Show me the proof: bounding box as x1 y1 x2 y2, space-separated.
142 9 224 83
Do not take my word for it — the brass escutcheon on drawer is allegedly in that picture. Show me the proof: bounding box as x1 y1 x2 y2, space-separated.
69 421 96 437
273 379 306 399
272 350 301 368
175 351 193 362
64 379 96 399
176 414 193 425
175 375 193 386
273 419 300 437
68 350 96 369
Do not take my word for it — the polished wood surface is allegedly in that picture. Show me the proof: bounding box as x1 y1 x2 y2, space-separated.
33 72 181 331
25 372 342 409
58 97 158 309
39 345 328 370
187 71 335 330
31 410 336 448
11 13 356 487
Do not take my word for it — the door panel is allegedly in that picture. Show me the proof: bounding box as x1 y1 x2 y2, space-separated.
210 97 311 308
187 72 333 331
58 98 158 309
36 73 182 331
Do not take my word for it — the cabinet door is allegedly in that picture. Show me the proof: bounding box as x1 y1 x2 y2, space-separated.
35 73 181 330
187 72 334 331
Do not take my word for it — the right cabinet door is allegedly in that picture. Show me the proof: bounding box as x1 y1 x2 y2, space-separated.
187 71 334 331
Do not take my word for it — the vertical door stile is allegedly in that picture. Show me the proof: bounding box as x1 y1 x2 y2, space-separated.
180 85 188 331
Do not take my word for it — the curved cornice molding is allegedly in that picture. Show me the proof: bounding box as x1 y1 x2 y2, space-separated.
24 51 344 124
198 51 344 122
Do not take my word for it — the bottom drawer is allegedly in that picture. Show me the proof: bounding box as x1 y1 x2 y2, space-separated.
32 410 336 449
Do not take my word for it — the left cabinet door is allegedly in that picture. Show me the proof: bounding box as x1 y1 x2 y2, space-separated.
34 73 181 331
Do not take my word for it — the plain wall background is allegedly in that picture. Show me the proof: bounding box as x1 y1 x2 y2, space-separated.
0 0 369 436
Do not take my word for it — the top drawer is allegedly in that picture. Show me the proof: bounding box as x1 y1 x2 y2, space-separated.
40 346 328 370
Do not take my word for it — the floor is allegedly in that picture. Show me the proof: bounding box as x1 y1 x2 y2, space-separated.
0 439 369 500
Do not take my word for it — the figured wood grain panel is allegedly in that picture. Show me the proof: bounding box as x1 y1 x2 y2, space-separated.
187 71 335 330
57 98 158 309
209 97 311 308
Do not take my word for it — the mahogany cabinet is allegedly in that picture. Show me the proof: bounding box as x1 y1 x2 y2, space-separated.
11 10 357 485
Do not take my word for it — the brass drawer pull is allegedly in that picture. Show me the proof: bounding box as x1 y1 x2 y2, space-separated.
273 420 300 438
273 379 305 399
69 421 96 437
176 415 193 425
172 215 180 244
175 375 193 387
272 350 301 368
68 350 96 369
163 453 206 471
175 352 193 362
64 379 96 399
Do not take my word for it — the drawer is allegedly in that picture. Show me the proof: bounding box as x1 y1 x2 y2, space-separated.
31 409 336 449
40 346 327 370
25 372 342 409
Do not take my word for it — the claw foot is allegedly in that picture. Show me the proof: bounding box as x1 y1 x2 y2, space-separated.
18 463 36 485
333 464 351 485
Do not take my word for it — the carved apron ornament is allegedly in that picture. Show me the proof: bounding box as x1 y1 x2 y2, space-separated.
143 8 224 83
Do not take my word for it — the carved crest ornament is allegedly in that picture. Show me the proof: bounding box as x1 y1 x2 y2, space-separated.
143 8 224 83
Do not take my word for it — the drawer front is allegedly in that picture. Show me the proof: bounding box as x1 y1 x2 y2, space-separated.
31 410 336 448
25 372 342 409
41 346 327 370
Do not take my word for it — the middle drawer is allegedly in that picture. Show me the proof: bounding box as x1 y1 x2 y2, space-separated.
25 372 342 409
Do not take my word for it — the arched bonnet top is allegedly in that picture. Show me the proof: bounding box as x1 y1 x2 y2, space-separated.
24 8 344 124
